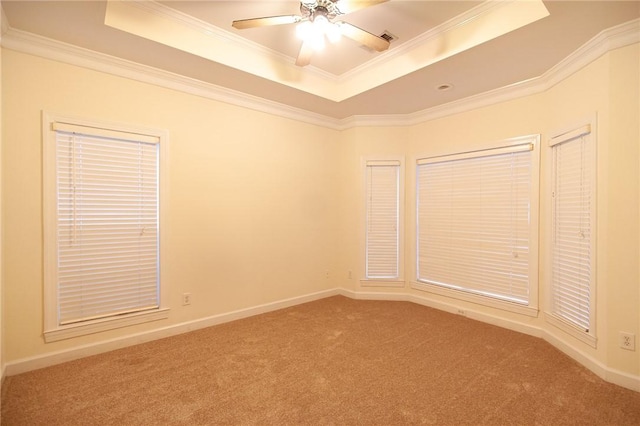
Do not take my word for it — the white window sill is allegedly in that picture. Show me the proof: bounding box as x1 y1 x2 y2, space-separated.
44 308 170 343
360 279 405 288
411 281 538 317
544 312 597 348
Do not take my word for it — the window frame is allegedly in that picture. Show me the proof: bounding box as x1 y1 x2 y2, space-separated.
42 111 170 342
545 117 597 347
412 135 540 317
361 157 405 287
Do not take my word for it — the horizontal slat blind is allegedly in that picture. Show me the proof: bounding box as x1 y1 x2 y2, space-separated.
551 132 592 331
417 147 531 304
366 161 400 279
56 130 159 324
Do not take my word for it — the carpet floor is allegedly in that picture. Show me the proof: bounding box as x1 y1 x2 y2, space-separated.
2 296 640 425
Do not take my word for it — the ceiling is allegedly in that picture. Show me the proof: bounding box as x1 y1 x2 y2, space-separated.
1 1 639 120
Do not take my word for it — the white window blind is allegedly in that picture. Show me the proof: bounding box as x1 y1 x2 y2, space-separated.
54 127 159 325
416 144 533 305
365 161 400 279
550 125 593 332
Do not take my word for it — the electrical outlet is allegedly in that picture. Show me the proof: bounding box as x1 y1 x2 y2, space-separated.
457 309 466 316
325 270 330 279
348 270 352 279
619 332 635 351
182 293 191 306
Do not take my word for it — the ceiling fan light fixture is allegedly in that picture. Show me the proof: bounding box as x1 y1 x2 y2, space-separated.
326 22 342 43
296 20 313 40
296 21 325 50
313 14 329 30
310 30 326 51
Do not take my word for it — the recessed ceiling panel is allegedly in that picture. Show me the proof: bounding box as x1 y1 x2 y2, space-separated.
103 0 550 101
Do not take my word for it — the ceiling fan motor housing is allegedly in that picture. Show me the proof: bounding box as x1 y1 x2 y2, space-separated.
301 0 343 20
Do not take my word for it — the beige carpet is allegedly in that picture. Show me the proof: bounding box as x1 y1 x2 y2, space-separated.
3 296 640 425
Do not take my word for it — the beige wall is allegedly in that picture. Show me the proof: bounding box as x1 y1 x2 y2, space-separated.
2 49 341 361
0 1 4 385
336 126 410 292
343 45 640 377
1 42 639 381
603 44 639 374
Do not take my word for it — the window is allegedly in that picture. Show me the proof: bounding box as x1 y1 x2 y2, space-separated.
548 122 596 345
414 136 539 315
43 113 169 342
363 159 404 285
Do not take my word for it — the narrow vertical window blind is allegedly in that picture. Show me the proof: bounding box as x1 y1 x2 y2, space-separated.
550 125 593 332
365 161 400 279
54 123 160 325
416 144 533 304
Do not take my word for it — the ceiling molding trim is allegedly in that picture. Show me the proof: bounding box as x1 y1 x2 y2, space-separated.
129 0 338 82
0 25 342 130
339 18 640 130
1 4 9 37
105 0 549 103
338 0 500 82
1 16 638 132
104 0 345 100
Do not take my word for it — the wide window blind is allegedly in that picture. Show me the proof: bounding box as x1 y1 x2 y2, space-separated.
417 144 533 304
365 161 400 279
550 125 593 332
55 127 159 325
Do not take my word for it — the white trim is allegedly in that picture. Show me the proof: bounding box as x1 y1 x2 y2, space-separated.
544 312 597 348
42 111 171 341
337 288 407 302
359 279 405 288
544 327 639 392
5 288 341 376
51 121 161 144
417 142 533 165
338 0 501 81
124 0 337 82
337 288 542 337
44 309 170 343
545 114 598 346
0 16 638 130
549 124 591 147
340 289 638 391
361 155 405 282
0 2 9 37
411 281 539 318
414 134 541 315
103 0 548 102
342 19 640 129
4 287 639 392
2 27 341 130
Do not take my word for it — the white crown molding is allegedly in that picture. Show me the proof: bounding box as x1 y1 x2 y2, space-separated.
1 14 638 131
0 25 343 130
128 0 339 82
341 17 640 129
338 0 501 82
1 3 9 37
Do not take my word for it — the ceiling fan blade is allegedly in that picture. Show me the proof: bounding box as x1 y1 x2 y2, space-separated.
295 40 314 67
337 0 389 15
338 22 390 52
232 15 300 30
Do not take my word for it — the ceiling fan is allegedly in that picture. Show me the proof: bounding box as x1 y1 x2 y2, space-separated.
232 0 390 67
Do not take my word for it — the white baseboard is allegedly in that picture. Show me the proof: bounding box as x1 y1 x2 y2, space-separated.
543 327 640 392
5 287 639 393
4 288 340 376
338 288 639 392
